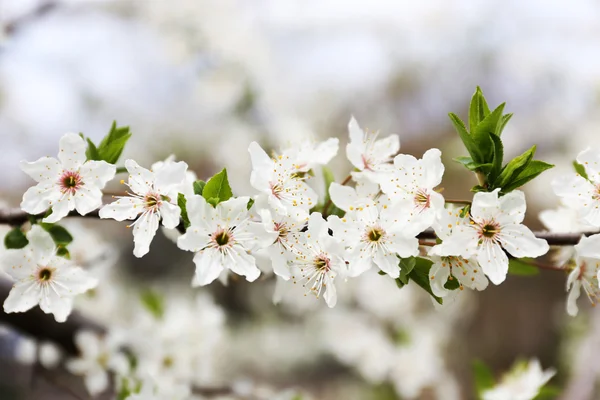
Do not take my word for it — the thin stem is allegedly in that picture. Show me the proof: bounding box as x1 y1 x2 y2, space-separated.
419 240 437 247
321 174 352 217
444 199 472 205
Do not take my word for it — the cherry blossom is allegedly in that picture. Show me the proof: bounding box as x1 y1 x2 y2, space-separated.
2 225 97 322
434 189 549 285
482 359 555 400
99 159 188 257
177 195 277 286
20 133 116 223
565 233 600 316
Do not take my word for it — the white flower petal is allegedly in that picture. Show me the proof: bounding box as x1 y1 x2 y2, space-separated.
471 189 501 222
224 250 261 282
43 193 74 223
372 134 400 160
20 157 62 182
422 148 444 188
1 250 36 280
576 147 600 180
74 186 103 215
28 226 56 265
373 249 400 278
177 229 210 252
329 183 358 212
21 183 62 215
313 138 339 165
39 290 73 323
99 197 144 221
433 228 478 258
323 274 337 308
386 236 419 258
551 174 592 204
497 190 526 225
58 133 87 170
55 266 98 294
191 250 224 286
566 279 581 317
132 212 160 258
248 142 273 192
346 117 365 170
185 195 214 228
499 224 549 258
160 202 180 229
477 242 509 285
124 159 154 195
429 260 451 298
3 281 40 314
267 247 292 280
74 331 100 358
346 244 374 277
154 161 188 192
79 160 116 188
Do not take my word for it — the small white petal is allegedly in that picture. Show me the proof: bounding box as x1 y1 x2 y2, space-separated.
99 197 144 221
471 189 501 222
477 242 509 285
21 184 62 215
160 202 181 229
3 281 40 314
192 250 224 286
43 194 74 223
224 250 261 282
373 250 400 278
154 161 188 192
20 157 62 182
28 226 56 266
58 133 87 170
79 160 116 188
132 212 160 258
124 159 154 195
499 224 549 258
74 186 103 215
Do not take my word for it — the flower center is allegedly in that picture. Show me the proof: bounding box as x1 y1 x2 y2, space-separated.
144 192 162 212
215 231 230 246
59 171 83 194
477 219 501 242
270 182 284 199
314 255 331 271
274 222 289 241
414 188 431 212
211 227 234 250
481 224 498 238
39 268 52 281
367 227 384 242
36 266 56 284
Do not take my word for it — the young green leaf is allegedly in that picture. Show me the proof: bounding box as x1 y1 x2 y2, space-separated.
487 132 504 184
471 103 505 162
56 246 71 259
449 113 483 163
140 289 164 319
177 193 190 229
508 259 539 276
495 113 513 136
501 160 554 193
398 257 416 285
40 224 73 246
407 257 443 305
193 180 206 196
85 138 100 161
573 160 589 180
321 166 336 207
472 360 495 398
469 86 491 133
4 227 29 249
203 169 233 205
494 145 536 189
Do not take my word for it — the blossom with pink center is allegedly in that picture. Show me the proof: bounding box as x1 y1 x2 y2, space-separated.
346 117 400 182
289 212 347 307
374 148 446 234
248 142 317 221
20 133 116 223
552 147 600 227
1 225 97 322
99 159 188 258
565 233 600 316
177 196 278 286
434 189 549 285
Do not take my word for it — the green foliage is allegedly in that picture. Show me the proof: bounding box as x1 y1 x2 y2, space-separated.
140 289 164 319
369 383 398 400
534 385 561 400
444 275 460 290
508 258 539 276
177 193 190 229
321 166 336 209
40 223 73 246
573 160 589 180
450 87 553 193
4 227 28 249
473 360 495 399
394 257 442 304
193 180 206 195
56 246 70 259
82 121 131 164
203 169 233 206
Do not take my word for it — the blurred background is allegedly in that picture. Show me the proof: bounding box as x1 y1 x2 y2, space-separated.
0 0 599 399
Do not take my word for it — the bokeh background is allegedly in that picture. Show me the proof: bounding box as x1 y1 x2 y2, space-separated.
1 1 600 399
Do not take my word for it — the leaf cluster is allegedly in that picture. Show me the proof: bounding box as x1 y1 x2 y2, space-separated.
81 121 131 164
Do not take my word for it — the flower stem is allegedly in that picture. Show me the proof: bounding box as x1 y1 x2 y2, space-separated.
444 199 472 205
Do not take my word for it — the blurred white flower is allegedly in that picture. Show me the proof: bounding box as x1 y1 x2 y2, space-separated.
282 137 339 172
248 141 317 221
329 200 418 278
177 195 277 286
2 225 97 322
290 212 346 307
539 206 592 267
374 148 445 233
67 330 129 396
346 116 399 181
435 190 549 285
482 359 555 400
20 133 116 223
39 341 62 369
552 147 600 227
99 159 188 257
565 233 600 316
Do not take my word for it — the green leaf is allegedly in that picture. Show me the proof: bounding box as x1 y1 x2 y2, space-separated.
85 138 100 161
407 257 443 305
501 160 554 193
40 224 73 246
193 180 206 196
471 103 505 163
398 257 416 285
496 113 513 136
573 160 589 180
453 156 493 173
449 113 482 163
321 166 336 208
459 204 471 218
495 145 536 189
56 246 70 259
533 385 561 400
83 122 131 164
246 198 255 210
177 193 190 229
444 276 460 290
140 289 164 319
115 166 127 174
473 360 495 398
4 227 28 249
508 258 539 276
203 169 233 206
487 132 504 184
469 86 491 133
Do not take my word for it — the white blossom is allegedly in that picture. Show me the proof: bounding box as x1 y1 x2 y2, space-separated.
328 178 380 214
346 116 399 181
1 225 97 322
482 359 555 400
20 133 116 223
281 137 339 172
248 141 317 220
289 212 347 307
177 195 277 286
329 200 419 278
99 159 188 257
539 206 592 267
67 330 129 396
552 147 600 227
565 233 600 316
374 148 446 233
435 189 549 285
